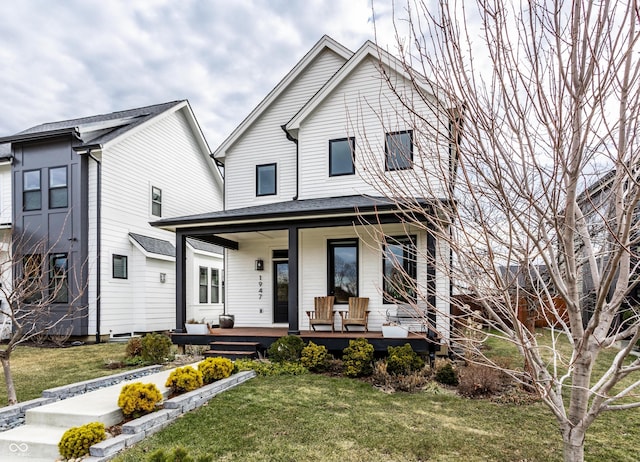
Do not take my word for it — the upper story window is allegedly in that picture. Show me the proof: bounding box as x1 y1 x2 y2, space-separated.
23 170 41 211
329 138 355 176
151 186 162 217
112 254 128 279
385 130 413 171
328 238 359 304
256 163 276 196
49 167 68 209
383 235 417 304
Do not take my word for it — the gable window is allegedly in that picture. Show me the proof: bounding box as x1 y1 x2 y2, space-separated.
151 186 162 217
49 167 68 209
23 254 42 303
23 170 41 211
329 137 355 176
385 130 413 171
112 255 128 279
256 163 276 196
50 253 68 303
199 267 208 303
328 239 358 304
383 236 417 303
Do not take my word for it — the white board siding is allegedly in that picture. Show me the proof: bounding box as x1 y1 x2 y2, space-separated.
297 56 450 201
0 164 12 225
185 246 224 326
224 48 348 210
97 108 222 335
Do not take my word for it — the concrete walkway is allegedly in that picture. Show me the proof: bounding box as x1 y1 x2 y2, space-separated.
0 365 255 461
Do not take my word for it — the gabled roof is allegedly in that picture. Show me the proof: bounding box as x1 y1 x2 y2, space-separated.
187 237 224 255
212 35 353 159
129 232 175 260
285 40 451 135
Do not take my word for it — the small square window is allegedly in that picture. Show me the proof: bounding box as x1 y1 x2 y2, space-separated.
152 186 162 217
329 138 355 176
385 130 413 171
49 167 68 209
113 255 128 279
256 164 276 196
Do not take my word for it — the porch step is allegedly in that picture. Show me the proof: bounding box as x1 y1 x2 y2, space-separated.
206 341 260 360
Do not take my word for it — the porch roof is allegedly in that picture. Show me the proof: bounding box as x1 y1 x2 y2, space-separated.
151 195 441 232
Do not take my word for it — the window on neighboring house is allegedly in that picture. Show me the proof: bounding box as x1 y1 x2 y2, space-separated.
211 268 220 303
328 239 359 304
23 254 42 303
256 163 276 196
385 130 413 171
112 255 128 279
151 186 162 217
329 137 355 176
49 166 68 209
23 170 41 211
383 236 417 304
50 253 68 303
199 267 208 303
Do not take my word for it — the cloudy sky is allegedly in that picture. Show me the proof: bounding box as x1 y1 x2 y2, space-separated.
0 0 404 148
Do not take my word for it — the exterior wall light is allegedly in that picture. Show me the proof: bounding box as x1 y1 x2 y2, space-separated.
255 259 264 271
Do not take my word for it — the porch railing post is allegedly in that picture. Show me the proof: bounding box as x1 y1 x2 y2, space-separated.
288 226 300 335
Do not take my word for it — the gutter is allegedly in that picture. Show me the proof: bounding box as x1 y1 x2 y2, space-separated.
281 125 299 200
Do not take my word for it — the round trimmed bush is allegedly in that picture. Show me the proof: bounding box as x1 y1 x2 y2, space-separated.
198 357 234 383
165 366 203 393
58 422 106 459
343 338 374 377
118 382 163 417
386 343 424 375
434 360 459 386
141 332 173 364
301 341 330 371
267 335 305 363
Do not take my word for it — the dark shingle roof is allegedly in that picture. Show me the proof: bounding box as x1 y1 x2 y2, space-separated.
0 101 185 147
129 233 176 258
187 238 224 255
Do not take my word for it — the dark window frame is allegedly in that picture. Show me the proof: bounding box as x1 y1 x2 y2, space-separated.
48 166 68 209
211 268 220 304
199 266 208 303
327 238 359 305
49 253 69 303
385 130 414 171
256 163 277 196
329 137 355 177
23 169 42 211
112 254 128 279
151 186 162 217
382 235 417 304
23 254 43 303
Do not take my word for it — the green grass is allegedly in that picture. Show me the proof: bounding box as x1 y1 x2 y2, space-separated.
0 342 130 405
113 373 639 462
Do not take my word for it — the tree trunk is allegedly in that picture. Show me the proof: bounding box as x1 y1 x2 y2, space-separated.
1 357 17 405
562 426 585 462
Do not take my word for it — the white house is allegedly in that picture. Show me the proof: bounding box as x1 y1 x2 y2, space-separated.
0 101 224 339
155 37 458 343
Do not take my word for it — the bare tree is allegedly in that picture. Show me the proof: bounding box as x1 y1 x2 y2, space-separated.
0 229 87 405
361 1 640 461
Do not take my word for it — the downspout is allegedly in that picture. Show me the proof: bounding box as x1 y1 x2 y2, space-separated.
87 152 102 343
281 125 299 200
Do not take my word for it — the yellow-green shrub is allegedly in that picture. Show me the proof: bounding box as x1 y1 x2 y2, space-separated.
58 422 106 459
301 341 329 371
165 366 203 393
118 382 163 417
343 338 374 377
198 357 234 383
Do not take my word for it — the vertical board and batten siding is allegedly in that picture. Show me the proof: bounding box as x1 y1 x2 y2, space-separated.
185 246 224 325
297 56 450 201
99 108 222 335
224 48 348 210
226 234 288 327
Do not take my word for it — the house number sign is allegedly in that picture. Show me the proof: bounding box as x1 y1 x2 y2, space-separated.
258 275 263 299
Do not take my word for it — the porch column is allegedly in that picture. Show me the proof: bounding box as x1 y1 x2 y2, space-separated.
288 225 300 335
176 232 187 333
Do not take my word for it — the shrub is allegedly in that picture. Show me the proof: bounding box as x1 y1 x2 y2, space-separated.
118 382 163 417
267 335 305 363
372 360 430 393
386 343 424 375
434 359 459 386
165 366 203 393
300 341 330 371
125 336 143 358
458 363 507 397
198 357 234 383
58 422 106 459
343 338 374 377
235 359 308 376
148 446 213 462
141 333 173 364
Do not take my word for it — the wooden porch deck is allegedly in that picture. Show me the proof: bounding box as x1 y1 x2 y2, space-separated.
172 326 440 355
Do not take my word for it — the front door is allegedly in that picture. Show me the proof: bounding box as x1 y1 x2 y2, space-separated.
274 261 289 323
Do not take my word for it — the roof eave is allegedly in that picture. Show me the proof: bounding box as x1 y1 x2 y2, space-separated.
0 127 81 144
